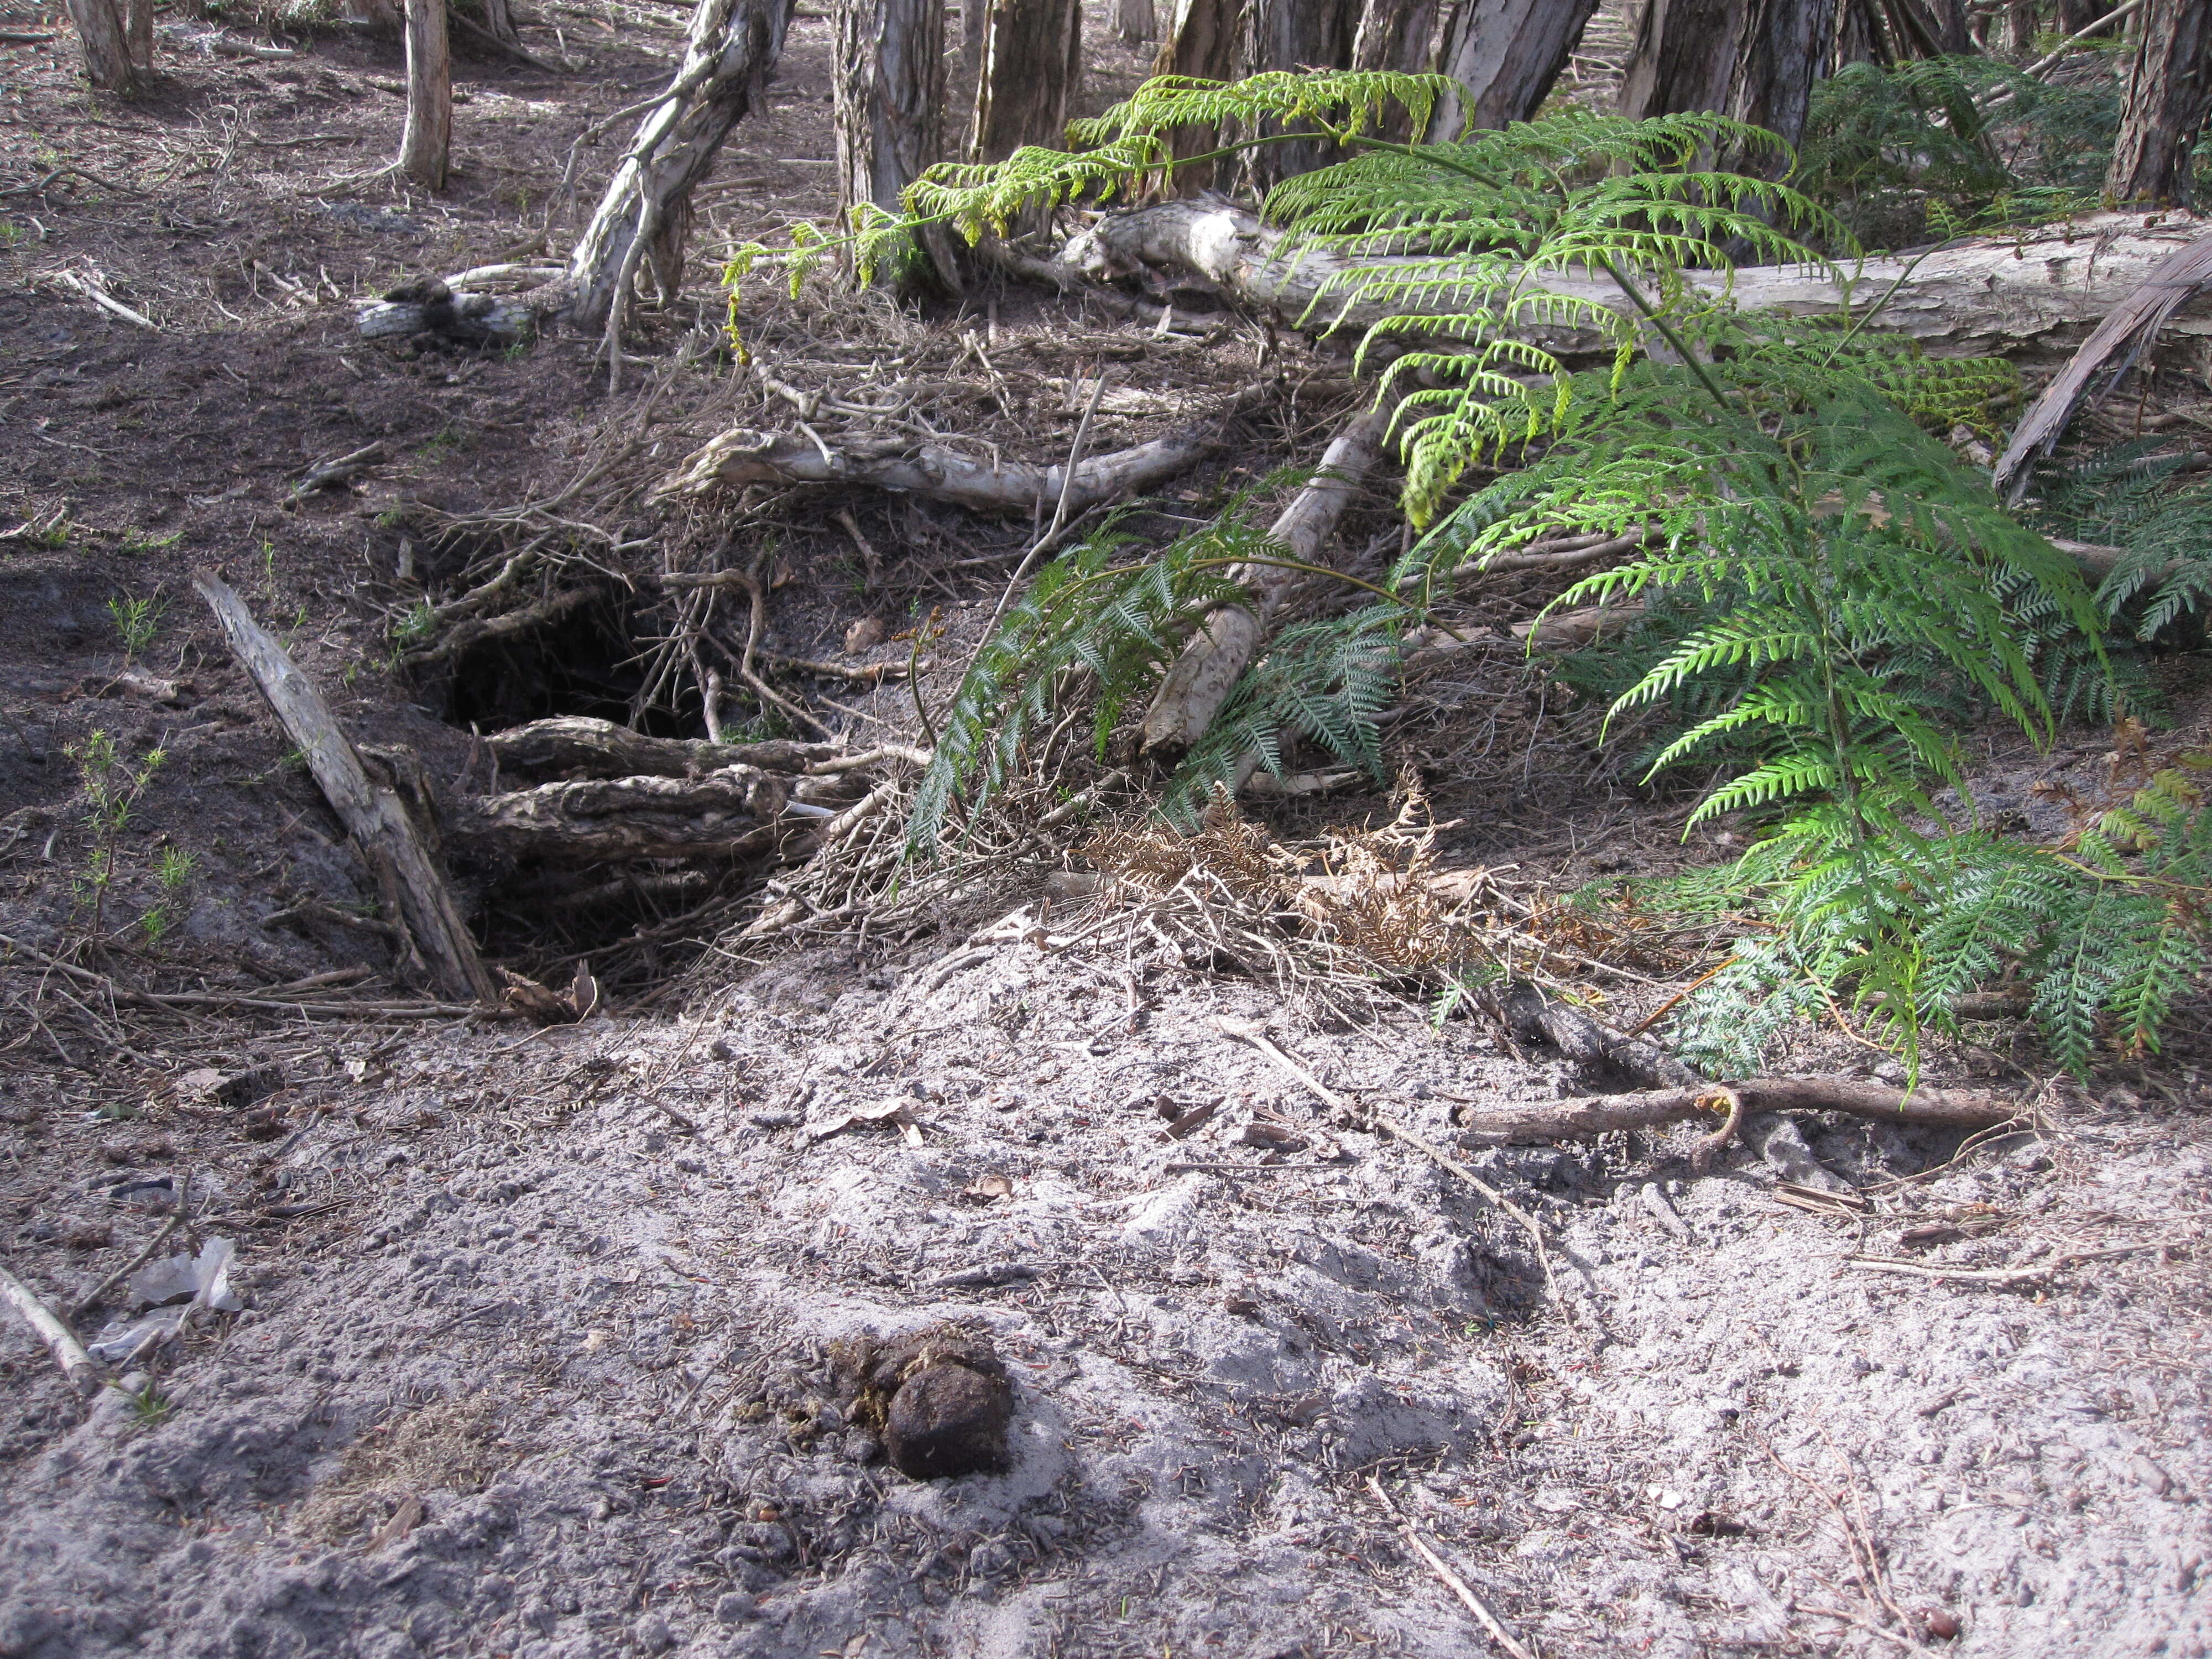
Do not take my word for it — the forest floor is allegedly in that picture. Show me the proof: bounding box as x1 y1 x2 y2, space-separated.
3 4 2211 1658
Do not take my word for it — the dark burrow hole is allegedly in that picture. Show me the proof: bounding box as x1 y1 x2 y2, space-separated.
441 595 708 740
433 599 750 985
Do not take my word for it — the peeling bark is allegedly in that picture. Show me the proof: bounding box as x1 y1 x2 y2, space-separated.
65 0 136 91
2107 0 2212 207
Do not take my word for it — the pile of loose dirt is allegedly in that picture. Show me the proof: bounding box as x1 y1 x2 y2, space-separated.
1 924 2204 1658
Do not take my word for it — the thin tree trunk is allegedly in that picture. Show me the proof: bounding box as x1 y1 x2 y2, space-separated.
1151 0 1243 191
834 0 947 220
1619 0 1839 165
968 0 1083 160
1247 0 1361 186
2106 0 2212 206
1433 0 1601 138
1116 0 1157 45
65 0 136 91
1835 0 1892 62
399 0 453 190
124 0 152 70
482 0 523 44
565 0 795 337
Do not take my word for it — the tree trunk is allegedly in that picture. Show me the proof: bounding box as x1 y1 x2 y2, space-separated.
399 0 452 190
1619 0 1839 165
1151 0 1243 190
65 0 136 91
1247 0 1361 186
481 0 523 44
565 0 795 337
834 0 952 284
124 0 152 70
1116 0 1157 45
968 0 1082 160
2106 0 2212 206
1835 0 1892 62
1432 0 1601 138
1355 0 1443 71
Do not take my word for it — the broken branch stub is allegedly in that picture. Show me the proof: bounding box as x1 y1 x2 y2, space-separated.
194 576 495 1006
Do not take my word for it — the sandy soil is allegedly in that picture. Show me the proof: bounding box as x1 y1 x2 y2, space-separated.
4 4 2211 1658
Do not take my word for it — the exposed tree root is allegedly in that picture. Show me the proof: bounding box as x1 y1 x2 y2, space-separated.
652 383 1271 513
1455 1077 2024 1144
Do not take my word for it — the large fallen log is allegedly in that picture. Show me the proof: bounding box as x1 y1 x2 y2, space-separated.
653 383 1268 510
196 576 495 1005
1064 201 2212 362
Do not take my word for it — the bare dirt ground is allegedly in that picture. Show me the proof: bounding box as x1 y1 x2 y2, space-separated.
3 4 2211 1658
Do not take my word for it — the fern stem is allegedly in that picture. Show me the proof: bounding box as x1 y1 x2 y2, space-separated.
1593 256 1733 413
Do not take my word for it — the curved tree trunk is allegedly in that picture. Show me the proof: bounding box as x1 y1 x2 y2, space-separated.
565 0 795 338
1432 0 1601 139
2107 0 2212 207
65 0 136 91
968 0 1082 160
399 0 453 190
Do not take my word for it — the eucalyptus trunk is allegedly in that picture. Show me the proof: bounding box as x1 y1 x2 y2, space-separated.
1620 0 1839 167
1150 0 1243 190
968 0 1083 159
399 0 453 190
1433 0 1601 138
65 0 136 91
2106 0 2212 206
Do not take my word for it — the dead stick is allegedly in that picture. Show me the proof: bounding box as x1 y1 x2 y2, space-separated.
1365 1477 1536 1659
0 1261 101 1395
1375 1115 1557 1300
70 1210 181 1321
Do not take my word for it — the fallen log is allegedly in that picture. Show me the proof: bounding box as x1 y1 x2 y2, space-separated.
1456 1077 2022 1144
452 766 796 863
653 383 1269 512
196 576 495 1005
1140 401 1394 752
1065 201 2212 362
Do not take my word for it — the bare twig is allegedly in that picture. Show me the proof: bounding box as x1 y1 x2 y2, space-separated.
1365 1477 1536 1659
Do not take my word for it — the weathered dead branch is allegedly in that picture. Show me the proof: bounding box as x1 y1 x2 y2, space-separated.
485 715 839 780
1140 401 1394 752
196 576 495 1005
453 767 799 863
653 383 1270 513
1456 1078 2023 1144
